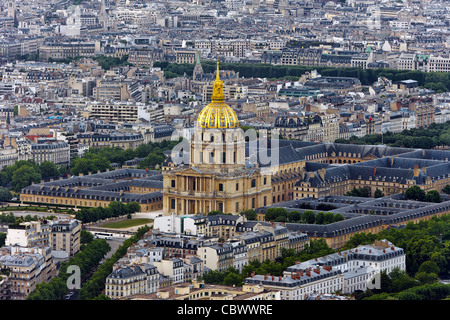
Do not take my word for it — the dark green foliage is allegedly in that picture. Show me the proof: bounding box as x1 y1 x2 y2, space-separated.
27 239 111 300
264 208 288 221
208 210 225 216
93 55 133 70
315 203 337 211
153 61 450 93
69 153 113 176
0 187 12 202
0 233 6 247
404 186 426 201
80 229 94 246
442 185 450 194
240 209 257 221
78 226 150 300
301 210 315 224
315 211 325 224
374 188 384 198
39 161 60 180
338 122 450 149
346 186 371 197
74 201 141 224
264 207 344 225
365 283 450 300
425 190 442 203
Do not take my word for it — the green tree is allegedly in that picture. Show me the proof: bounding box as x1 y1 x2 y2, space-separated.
58 165 68 177
287 210 301 222
0 187 12 202
223 271 243 287
425 190 442 203
404 186 426 201
39 161 60 180
332 213 344 223
323 212 335 225
374 188 384 198
265 208 288 221
240 209 257 221
0 233 6 247
81 229 94 245
11 165 41 192
415 272 438 285
125 202 141 214
346 186 371 197
70 154 113 176
301 210 316 224
208 210 224 216
442 185 450 195
315 212 325 224
418 261 440 275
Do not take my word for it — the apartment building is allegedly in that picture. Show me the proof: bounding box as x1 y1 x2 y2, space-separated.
0 39 21 63
128 48 164 68
88 102 139 123
409 97 435 128
105 264 156 299
245 266 344 300
6 221 52 248
0 245 56 300
39 42 96 62
153 258 185 284
77 131 144 150
5 218 81 258
31 139 70 166
198 243 234 272
3 136 32 162
0 147 18 171
305 114 340 143
153 213 208 236
244 240 405 300
92 79 132 101
51 219 81 257
175 49 197 64
128 279 281 300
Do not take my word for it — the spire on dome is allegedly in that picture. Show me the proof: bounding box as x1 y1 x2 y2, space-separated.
210 57 224 103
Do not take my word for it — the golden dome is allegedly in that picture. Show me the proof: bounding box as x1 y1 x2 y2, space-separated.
197 60 239 129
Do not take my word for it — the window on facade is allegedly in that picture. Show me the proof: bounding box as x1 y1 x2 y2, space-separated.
219 183 223 191
251 179 256 188
171 180 175 188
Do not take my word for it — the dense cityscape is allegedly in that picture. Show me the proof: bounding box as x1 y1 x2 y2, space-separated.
0 0 450 310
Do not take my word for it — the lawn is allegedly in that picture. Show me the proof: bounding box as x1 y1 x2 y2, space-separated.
101 218 153 229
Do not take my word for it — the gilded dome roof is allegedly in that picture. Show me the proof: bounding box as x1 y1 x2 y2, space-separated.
197 60 239 129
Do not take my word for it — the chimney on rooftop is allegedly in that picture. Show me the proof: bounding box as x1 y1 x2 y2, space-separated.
414 165 419 177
